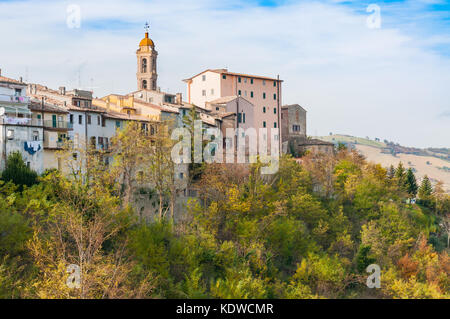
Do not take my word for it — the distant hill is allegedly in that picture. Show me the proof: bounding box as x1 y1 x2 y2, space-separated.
315 134 450 192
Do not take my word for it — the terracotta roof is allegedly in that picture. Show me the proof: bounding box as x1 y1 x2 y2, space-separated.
209 96 238 104
29 100 68 114
282 104 307 112
134 99 179 114
216 112 236 119
297 138 334 146
0 76 26 85
103 110 155 122
183 69 283 82
67 105 106 113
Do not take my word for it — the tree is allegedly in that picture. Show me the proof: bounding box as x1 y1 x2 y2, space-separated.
182 107 205 184
405 168 418 197
110 121 152 207
418 175 433 204
1 151 38 189
395 162 406 188
146 120 181 220
387 165 395 179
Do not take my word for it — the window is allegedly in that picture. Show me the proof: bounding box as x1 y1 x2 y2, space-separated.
102 117 106 127
274 122 277 128
78 115 83 124
274 108 277 114
202 75 206 81
222 75 227 79
116 121 121 128
244 91 247 97
15 88 21 96
87 115 91 125
142 58 147 73
7 129 14 140
238 77 241 83
263 93 266 99
244 78 247 83
211 89 214 95
32 131 39 141
238 113 242 123
250 78 254 84
274 81 277 87
216 107 219 111
152 80 156 90
179 173 184 179
250 91 254 98
84 101 89 108
263 80 266 86
142 80 147 89
243 113 246 123
238 90 242 96
263 121 266 128
37 114 41 119
69 114 73 124
263 107 266 113
274 94 277 100
202 90 206 96
97 116 100 125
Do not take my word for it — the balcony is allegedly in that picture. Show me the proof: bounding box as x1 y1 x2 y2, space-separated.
0 116 42 126
0 94 30 104
43 120 73 130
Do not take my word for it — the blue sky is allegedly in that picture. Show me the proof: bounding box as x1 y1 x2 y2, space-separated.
0 0 449 147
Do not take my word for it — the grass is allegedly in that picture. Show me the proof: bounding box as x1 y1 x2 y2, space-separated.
315 135 386 148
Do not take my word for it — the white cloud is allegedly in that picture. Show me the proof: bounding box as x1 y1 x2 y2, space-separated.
0 0 449 147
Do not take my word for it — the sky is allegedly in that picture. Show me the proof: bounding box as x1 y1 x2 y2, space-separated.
0 0 449 148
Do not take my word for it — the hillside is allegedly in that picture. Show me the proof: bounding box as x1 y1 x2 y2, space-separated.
316 134 450 192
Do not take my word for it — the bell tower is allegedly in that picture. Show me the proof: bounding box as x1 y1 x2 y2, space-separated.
137 22 158 91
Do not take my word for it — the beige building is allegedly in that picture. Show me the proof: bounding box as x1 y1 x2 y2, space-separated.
29 99 71 171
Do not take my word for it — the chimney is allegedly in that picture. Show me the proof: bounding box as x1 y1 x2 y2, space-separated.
59 86 66 95
19 77 23 83
176 93 183 105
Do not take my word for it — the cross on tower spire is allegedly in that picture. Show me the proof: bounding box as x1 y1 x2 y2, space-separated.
144 22 150 33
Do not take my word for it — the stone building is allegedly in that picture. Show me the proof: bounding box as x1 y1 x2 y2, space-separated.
281 104 307 139
280 104 334 156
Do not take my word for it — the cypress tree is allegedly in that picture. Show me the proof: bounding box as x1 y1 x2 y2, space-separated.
405 168 418 196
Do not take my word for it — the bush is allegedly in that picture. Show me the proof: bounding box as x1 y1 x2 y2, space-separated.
1 152 38 189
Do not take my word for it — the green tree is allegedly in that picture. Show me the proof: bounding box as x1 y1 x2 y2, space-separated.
395 162 406 189
182 107 205 183
418 175 433 204
1 151 38 189
405 168 418 197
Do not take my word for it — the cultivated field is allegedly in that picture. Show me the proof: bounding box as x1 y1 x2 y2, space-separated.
356 144 450 192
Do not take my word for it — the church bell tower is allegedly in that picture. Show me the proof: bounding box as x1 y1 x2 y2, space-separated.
137 22 158 91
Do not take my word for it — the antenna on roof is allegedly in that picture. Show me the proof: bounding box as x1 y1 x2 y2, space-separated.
144 22 150 33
